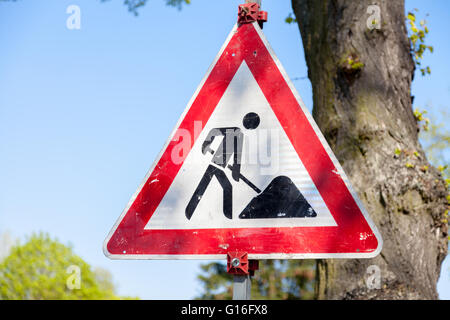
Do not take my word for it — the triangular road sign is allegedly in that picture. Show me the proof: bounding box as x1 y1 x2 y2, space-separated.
104 22 382 259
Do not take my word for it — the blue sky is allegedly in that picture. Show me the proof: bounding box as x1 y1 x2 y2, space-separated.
0 0 448 299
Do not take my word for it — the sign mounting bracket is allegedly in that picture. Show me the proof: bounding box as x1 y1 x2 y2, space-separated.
227 251 259 300
239 1 267 28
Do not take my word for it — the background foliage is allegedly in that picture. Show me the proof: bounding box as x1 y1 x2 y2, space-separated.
0 233 134 300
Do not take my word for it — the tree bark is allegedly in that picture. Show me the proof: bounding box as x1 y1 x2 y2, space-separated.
291 0 448 299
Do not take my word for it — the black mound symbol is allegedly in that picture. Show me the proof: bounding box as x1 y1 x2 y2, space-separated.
239 176 317 219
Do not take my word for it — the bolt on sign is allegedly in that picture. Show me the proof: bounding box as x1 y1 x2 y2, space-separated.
104 21 382 260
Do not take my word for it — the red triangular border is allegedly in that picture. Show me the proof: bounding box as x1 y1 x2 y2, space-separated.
104 23 382 259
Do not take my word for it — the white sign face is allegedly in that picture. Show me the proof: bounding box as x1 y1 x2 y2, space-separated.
145 62 336 230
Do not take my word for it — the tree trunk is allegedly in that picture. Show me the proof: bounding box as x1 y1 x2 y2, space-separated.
291 0 448 299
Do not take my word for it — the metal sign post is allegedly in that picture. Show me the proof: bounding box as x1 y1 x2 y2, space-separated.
233 275 251 300
230 1 265 301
